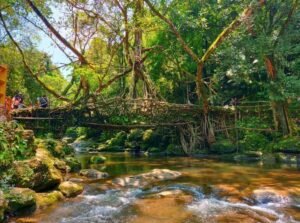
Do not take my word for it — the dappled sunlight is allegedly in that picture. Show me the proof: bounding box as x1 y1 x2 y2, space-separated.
23 153 300 223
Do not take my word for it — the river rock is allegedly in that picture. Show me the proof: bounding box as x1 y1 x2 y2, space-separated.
113 169 182 188
6 188 36 216
90 155 106 164
131 189 193 223
36 191 64 209
188 198 279 223
58 182 83 198
64 156 81 172
15 217 38 223
252 188 290 205
62 137 74 144
79 169 109 179
54 158 68 172
0 190 7 222
11 148 63 191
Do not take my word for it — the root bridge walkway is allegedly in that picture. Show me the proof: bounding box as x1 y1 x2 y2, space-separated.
11 98 233 135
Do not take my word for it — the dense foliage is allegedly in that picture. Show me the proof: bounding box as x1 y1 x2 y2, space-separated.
0 0 299 154
0 122 34 168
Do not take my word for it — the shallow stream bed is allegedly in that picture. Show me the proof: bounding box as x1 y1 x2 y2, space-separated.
14 153 300 223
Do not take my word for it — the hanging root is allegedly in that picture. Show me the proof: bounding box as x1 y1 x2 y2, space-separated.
178 124 204 156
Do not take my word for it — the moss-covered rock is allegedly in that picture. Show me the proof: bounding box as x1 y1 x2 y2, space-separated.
58 182 83 198
79 169 109 179
147 147 161 154
113 169 182 188
36 191 64 209
5 188 36 216
0 190 7 222
64 156 81 172
11 147 63 191
54 159 68 172
108 131 126 147
127 129 144 142
142 129 161 147
90 155 106 164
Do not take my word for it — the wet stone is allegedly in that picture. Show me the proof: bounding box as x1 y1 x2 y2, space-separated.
79 169 109 179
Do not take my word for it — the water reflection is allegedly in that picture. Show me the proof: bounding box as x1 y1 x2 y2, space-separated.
23 153 300 223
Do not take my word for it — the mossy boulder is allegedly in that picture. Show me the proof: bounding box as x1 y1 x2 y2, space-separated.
79 169 109 179
0 190 7 222
58 182 83 198
90 155 106 164
36 191 64 209
64 156 81 172
5 188 36 216
54 159 68 172
11 159 62 192
142 129 161 147
107 131 127 147
147 147 161 154
127 129 144 142
43 139 61 157
11 147 63 191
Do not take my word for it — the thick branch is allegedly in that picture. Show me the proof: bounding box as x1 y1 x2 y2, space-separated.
96 67 132 93
0 11 70 102
25 0 88 65
200 0 266 65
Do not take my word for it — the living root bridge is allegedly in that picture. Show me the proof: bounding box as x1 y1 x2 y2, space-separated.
81 122 193 131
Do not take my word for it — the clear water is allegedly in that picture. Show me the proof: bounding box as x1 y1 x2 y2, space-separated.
16 153 300 223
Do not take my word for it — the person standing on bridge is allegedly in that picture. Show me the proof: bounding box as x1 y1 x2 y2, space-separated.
38 95 48 108
11 93 25 109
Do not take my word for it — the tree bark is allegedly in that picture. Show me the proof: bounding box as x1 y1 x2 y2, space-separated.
264 56 292 135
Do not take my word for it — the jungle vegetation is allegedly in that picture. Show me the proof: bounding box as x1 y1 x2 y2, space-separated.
0 0 299 156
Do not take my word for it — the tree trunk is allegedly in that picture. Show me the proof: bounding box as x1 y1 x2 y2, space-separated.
196 63 216 144
271 101 292 135
132 0 144 98
264 56 291 135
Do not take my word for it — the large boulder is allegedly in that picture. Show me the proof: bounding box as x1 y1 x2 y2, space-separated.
58 182 83 198
11 148 63 191
113 169 182 188
0 190 7 222
79 169 109 179
5 188 36 216
36 191 64 209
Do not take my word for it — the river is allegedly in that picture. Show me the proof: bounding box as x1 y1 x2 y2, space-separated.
19 153 300 223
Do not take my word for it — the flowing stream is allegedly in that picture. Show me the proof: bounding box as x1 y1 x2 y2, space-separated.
18 153 300 223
